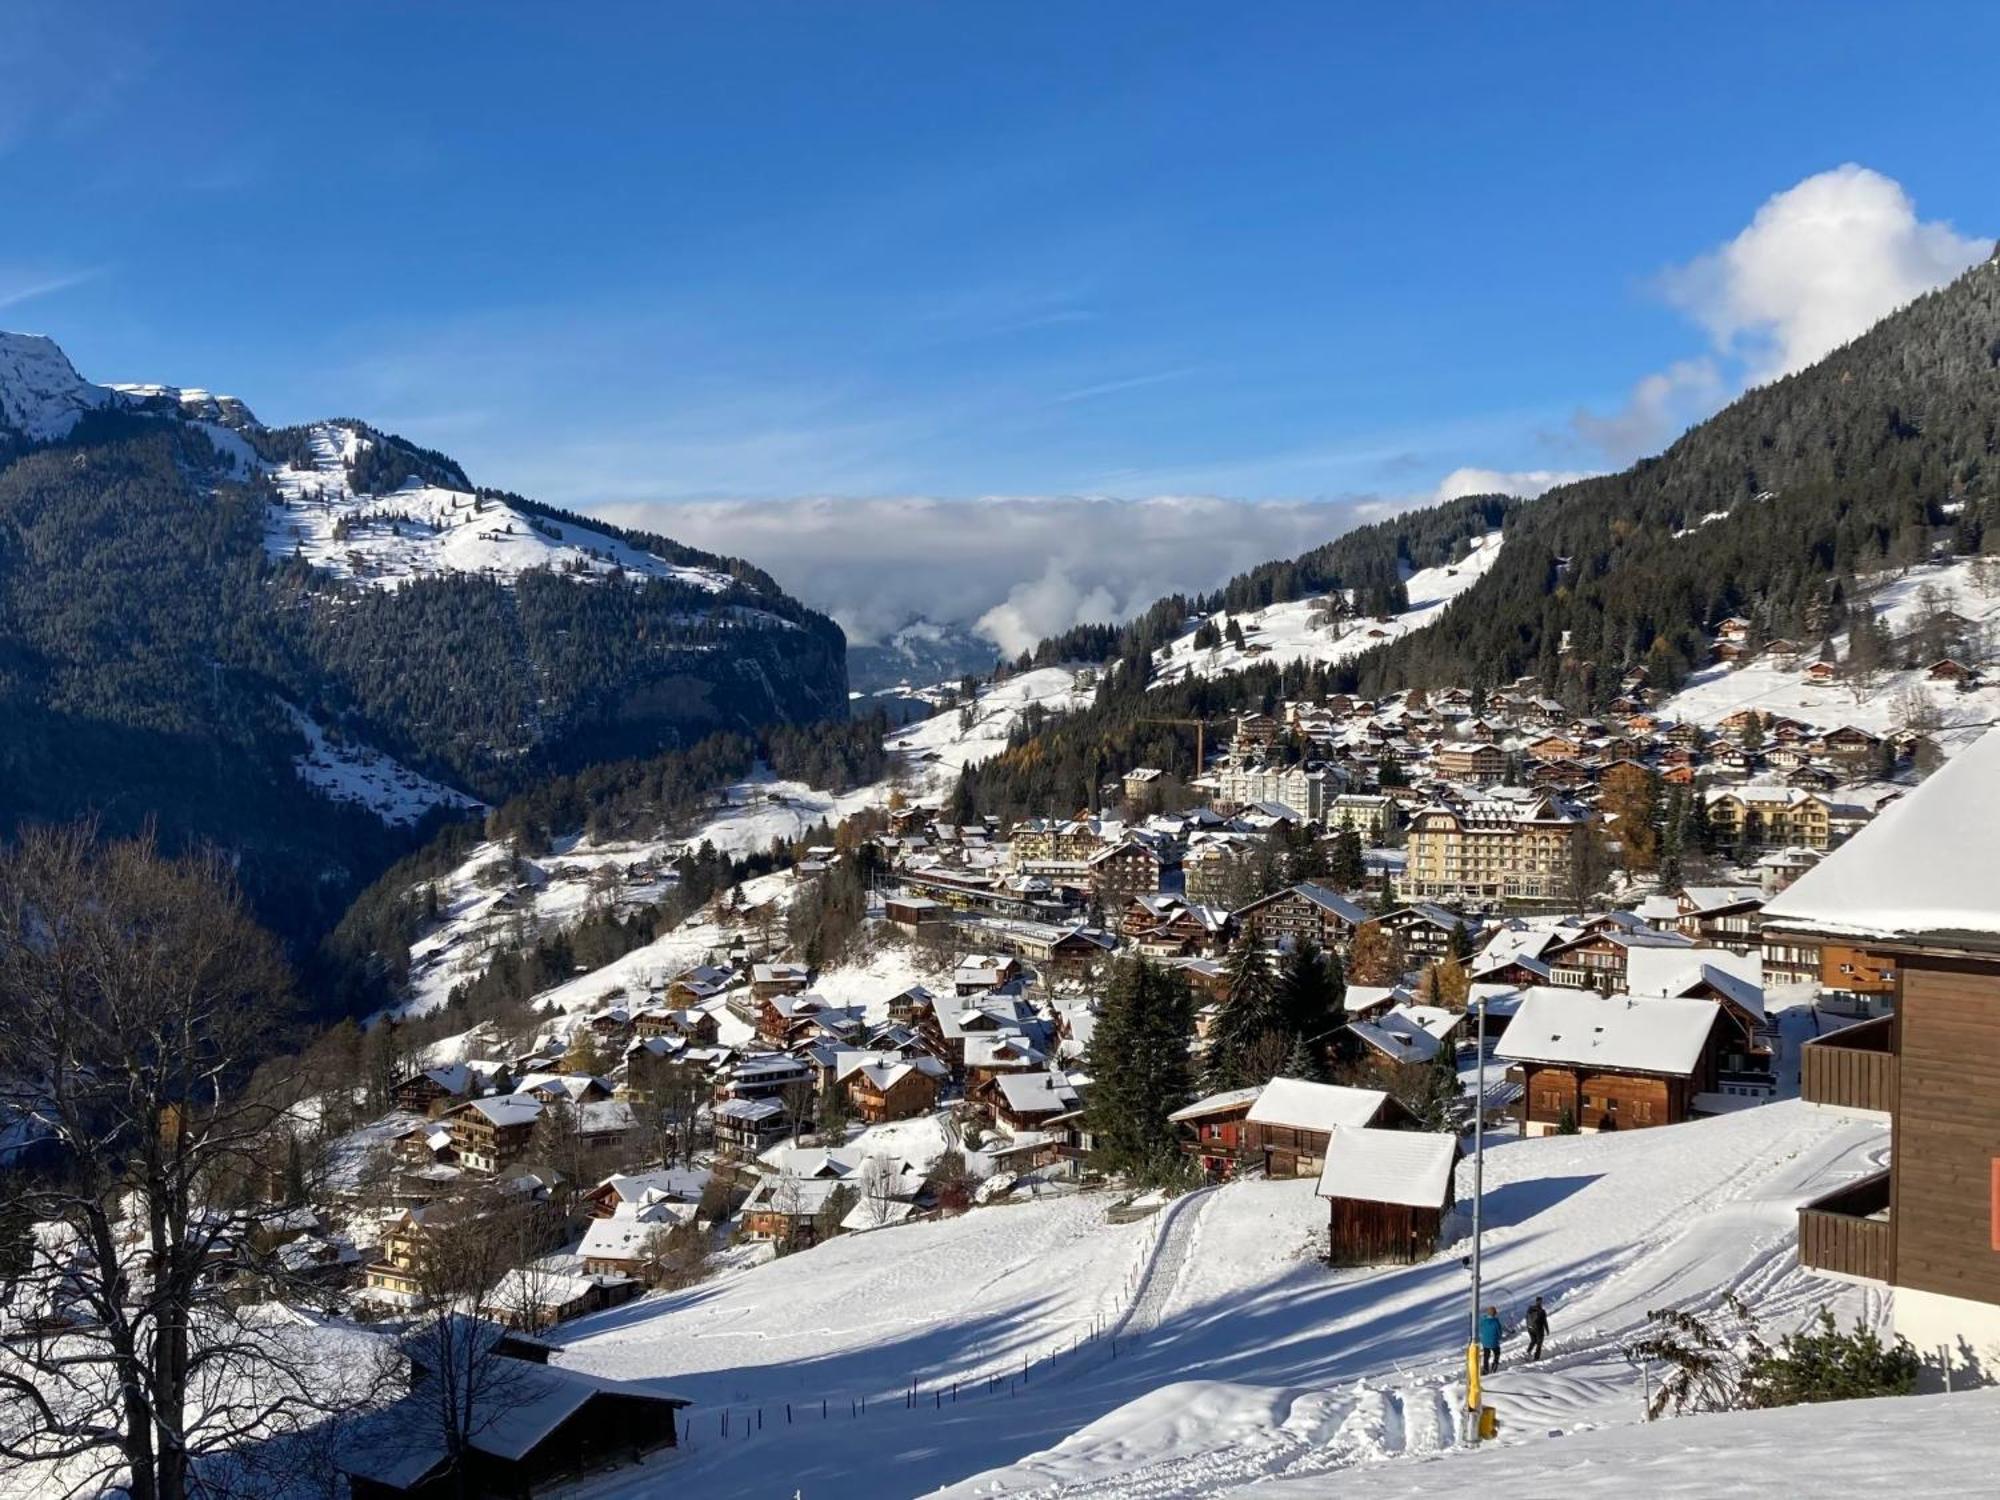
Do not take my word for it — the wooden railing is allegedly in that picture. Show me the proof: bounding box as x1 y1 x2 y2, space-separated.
1801 1016 1897 1113
1798 1169 1893 1283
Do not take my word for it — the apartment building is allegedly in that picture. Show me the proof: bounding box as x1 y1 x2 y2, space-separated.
1406 790 1583 903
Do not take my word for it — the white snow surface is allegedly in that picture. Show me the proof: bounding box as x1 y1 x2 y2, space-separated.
265 422 746 595
1763 722 2000 943
885 665 1099 797
548 1098 1886 1499
1236 1386 2000 1497
283 704 483 826
1152 534 1504 685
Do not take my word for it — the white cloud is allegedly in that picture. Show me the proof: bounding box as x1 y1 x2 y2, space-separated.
1431 466 1591 504
1664 164 1988 382
1576 165 1989 463
1570 359 1725 464
600 470 1562 656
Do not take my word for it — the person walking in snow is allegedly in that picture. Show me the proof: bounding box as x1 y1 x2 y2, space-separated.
1525 1295 1549 1361
1478 1305 1503 1374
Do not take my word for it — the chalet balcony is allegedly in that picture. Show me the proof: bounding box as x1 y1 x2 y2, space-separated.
1800 1016 1897 1113
1797 1169 1892 1284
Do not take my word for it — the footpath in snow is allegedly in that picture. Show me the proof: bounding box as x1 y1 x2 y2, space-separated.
549 1099 1885 1499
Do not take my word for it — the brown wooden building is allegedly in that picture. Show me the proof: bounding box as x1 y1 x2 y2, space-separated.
1496 990 1724 1135
1765 729 2000 1385
1241 1077 1411 1178
1316 1127 1459 1265
1169 1085 1265 1179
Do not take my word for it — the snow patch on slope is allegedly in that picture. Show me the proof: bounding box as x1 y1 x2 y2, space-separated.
1153 533 1504 686
283 704 484 827
264 422 747 596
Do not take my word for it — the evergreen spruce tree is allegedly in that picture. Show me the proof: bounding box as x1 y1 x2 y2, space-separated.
1084 958 1197 1184
1205 939 1282 1090
1274 938 1345 1055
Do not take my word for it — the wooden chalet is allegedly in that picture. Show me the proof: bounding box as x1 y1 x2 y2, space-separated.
1765 728 2000 1384
838 1051 948 1123
1233 882 1367 953
445 1094 542 1175
1169 1085 1264 1179
1242 1076 1413 1178
340 1326 687 1500
1316 1127 1459 1265
1496 990 1725 1135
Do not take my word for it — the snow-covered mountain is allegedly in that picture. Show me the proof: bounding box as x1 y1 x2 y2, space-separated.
0 331 112 443
847 615 1004 696
0 329 849 947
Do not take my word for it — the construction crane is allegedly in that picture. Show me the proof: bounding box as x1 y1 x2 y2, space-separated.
1138 716 1220 774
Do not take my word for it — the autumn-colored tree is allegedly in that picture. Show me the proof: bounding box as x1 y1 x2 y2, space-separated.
1599 762 1662 874
1423 955 1471 1009
1347 919 1409 986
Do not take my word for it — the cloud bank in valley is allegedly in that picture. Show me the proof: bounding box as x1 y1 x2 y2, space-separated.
1576 164 1989 461
601 469 1576 656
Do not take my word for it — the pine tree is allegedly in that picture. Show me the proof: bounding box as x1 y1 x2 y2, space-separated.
1347 920 1408 986
1326 826 1365 888
1205 940 1283 1090
1084 959 1197 1183
1274 938 1345 1050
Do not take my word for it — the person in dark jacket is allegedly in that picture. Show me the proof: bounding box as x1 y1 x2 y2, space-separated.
1525 1296 1549 1361
1477 1306 1503 1373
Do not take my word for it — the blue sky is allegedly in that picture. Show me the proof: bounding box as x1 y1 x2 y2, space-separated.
5 3 1997 638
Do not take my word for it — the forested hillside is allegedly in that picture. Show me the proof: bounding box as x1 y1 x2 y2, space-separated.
1347 250 2000 701
961 251 2000 817
0 339 850 951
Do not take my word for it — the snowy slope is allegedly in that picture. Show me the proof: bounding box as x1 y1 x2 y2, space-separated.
0 330 111 440
886 665 1097 797
283 704 483 827
265 422 746 595
547 1099 1883 1499
1246 1387 2000 1498
1153 534 1504 686
1658 555 2000 751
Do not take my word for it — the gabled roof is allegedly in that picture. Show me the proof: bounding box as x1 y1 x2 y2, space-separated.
1316 1126 1458 1208
1495 991 1720 1076
1246 1076 1390 1133
1168 1084 1265 1123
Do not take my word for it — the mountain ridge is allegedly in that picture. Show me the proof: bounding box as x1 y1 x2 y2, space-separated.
0 331 850 950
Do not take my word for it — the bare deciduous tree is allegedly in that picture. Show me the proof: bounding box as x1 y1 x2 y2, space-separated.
0 827 374 1500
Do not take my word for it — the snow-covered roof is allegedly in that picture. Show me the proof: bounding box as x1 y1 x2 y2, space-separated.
340 1352 688 1489
1245 1077 1390 1133
1168 1084 1266 1122
1316 1127 1457 1208
1762 725 2000 948
1495 991 1720 1076
463 1093 542 1128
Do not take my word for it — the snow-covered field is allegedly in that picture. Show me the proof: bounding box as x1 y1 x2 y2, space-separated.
1659 555 2000 751
548 1098 1888 1499
1152 534 1504 686
1256 1385 2000 1498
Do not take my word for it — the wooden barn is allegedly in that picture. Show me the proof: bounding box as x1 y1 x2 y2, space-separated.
1316 1126 1460 1265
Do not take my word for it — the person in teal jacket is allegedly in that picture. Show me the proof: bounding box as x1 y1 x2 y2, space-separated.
1478 1306 1504 1373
